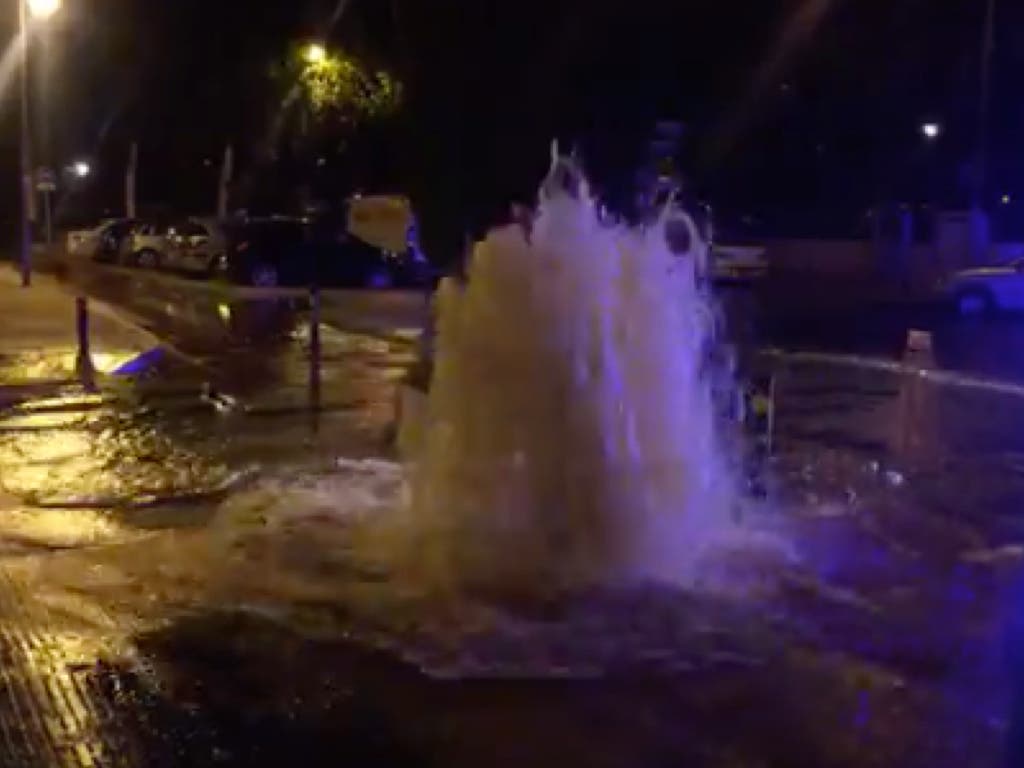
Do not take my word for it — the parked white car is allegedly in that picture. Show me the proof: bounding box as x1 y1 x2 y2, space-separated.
164 218 228 275
944 259 1024 315
67 219 135 263
66 221 110 258
127 221 176 268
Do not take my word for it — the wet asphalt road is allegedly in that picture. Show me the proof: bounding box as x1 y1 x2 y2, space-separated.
3 262 1024 766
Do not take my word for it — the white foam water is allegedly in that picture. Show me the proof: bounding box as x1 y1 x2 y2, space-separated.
401 155 737 594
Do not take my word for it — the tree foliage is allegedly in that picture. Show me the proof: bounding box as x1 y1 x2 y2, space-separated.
277 45 402 136
302 56 402 124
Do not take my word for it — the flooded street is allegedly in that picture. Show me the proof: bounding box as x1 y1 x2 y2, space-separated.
2 264 1024 765
5 0 1022 761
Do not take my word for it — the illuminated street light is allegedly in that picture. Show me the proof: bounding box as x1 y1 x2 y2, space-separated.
27 0 61 19
921 122 942 141
305 43 327 65
72 160 90 178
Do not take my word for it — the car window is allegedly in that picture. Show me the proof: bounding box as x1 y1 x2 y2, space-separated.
178 222 208 237
247 222 307 247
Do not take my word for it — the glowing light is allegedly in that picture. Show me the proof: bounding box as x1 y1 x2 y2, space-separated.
921 122 941 140
1002 194 1012 205
217 303 232 324
90 352 144 375
304 43 327 65
27 0 61 19
72 161 90 178
110 346 165 376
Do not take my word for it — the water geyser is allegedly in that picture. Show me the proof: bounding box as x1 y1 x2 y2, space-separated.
403 151 736 595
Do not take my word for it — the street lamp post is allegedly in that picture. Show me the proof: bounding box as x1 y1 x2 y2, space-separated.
18 0 32 287
19 0 60 288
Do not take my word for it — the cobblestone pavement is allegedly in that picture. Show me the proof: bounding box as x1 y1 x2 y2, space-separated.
0 564 138 767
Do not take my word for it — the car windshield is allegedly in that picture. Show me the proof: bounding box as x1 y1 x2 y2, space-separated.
239 220 307 245
10 4 1024 767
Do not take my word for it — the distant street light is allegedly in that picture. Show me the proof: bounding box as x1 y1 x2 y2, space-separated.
304 43 327 65
27 0 60 19
921 122 942 141
72 160 90 178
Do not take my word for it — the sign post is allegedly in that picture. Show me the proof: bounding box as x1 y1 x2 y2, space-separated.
35 167 57 246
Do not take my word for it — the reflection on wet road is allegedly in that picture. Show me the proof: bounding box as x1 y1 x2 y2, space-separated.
3 265 1024 765
1 264 425 537
0 266 432 766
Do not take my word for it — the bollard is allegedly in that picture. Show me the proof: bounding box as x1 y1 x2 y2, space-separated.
765 373 777 455
74 296 96 389
308 284 322 418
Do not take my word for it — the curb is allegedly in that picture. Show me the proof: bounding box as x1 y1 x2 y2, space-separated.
762 347 1024 399
3 263 199 368
63 282 202 369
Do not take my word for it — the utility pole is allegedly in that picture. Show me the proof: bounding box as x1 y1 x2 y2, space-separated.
19 0 61 286
975 0 996 209
19 0 33 287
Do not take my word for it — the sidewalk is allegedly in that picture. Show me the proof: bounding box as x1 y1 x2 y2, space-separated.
0 265 160 389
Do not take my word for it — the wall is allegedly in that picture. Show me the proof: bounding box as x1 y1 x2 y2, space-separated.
763 237 1024 280
762 239 875 277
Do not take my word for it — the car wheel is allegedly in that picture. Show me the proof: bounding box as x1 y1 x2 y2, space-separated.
955 287 995 317
249 264 279 287
137 248 161 269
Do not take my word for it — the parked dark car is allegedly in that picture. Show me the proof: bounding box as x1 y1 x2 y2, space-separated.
216 217 431 288
216 218 310 287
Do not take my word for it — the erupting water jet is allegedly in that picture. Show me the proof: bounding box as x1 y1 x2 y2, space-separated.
400 150 736 595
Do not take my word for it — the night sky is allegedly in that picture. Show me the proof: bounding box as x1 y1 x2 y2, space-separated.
2 0 1022 256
